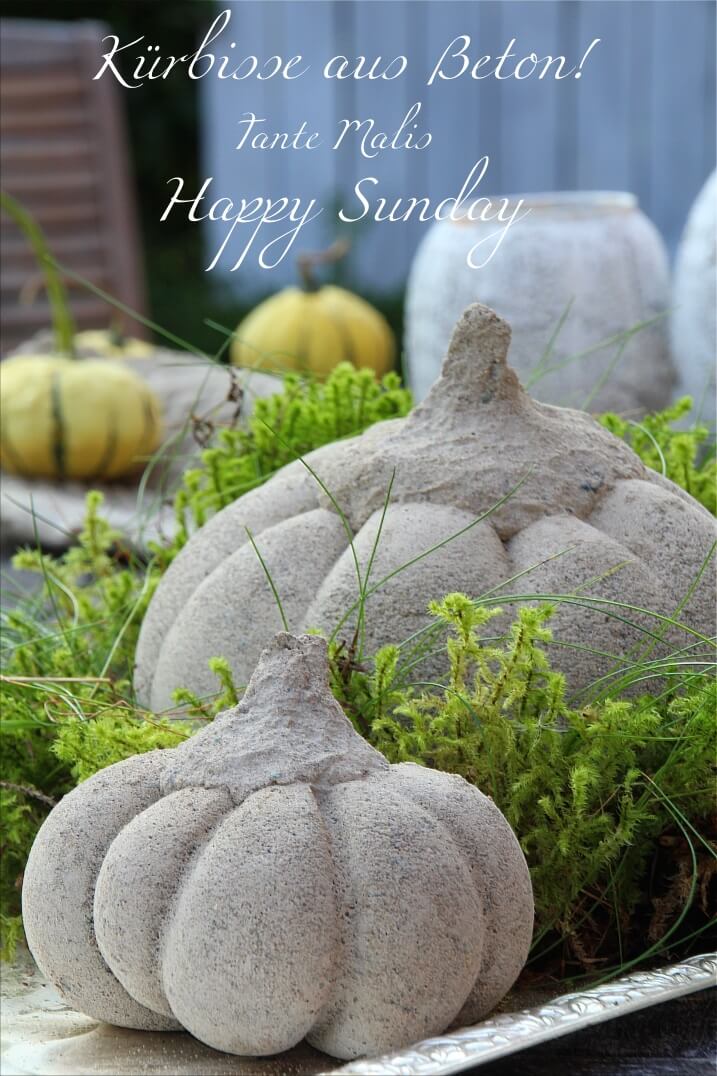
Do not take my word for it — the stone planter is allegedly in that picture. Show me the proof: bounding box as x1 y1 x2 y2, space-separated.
405 192 674 413
671 171 716 425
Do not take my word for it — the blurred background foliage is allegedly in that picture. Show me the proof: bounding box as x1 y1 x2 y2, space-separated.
2 0 405 357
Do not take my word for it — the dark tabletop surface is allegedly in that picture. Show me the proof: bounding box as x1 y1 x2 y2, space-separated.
467 989 716 1076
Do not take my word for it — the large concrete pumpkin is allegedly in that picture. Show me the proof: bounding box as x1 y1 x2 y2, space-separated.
24 633 533 1060
135 305 715 711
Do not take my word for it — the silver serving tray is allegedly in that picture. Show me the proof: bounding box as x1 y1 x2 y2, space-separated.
1 953 714 1076
337 953 716 1075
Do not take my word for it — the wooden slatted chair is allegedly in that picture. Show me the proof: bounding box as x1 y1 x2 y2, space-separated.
0 18 147 354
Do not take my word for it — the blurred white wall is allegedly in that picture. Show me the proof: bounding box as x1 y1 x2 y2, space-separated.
201 0 716 295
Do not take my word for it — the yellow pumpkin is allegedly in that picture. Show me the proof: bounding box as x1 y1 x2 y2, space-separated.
231 284 395 377
0 193 162 480
0 355 162 480
73 330 154 359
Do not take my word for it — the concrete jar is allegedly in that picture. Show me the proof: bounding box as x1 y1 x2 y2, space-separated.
405 192 674 413
671 171 717 425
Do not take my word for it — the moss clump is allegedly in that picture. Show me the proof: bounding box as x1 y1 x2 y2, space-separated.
600 397 716 514
332 594 716 975
159 362 412 565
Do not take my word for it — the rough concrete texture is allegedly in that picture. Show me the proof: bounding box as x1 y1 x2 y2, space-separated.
404 196 675 412
21 753 179 1031
22 633 534 1061
135 304 716 710
149 506 347 704
161 633 389 801
671 171 717 427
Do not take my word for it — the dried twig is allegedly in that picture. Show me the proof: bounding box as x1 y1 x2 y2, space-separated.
0 781 56 807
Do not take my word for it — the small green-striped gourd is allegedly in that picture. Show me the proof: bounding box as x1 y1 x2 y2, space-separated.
0 193 162 480
1 353 162 480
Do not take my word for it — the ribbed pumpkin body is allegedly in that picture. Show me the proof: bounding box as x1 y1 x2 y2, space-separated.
136 305 716 713
231 284 395 377
0 355 162 480
22 634 533 1061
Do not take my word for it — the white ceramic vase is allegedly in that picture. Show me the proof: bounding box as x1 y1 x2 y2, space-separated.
405 192 674 413
671 171 716 426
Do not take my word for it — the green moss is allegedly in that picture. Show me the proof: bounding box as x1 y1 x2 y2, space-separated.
155 362 412 567
332 594 716 972
600 397 716 514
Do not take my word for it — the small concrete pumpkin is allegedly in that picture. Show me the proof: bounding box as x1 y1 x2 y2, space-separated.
136 304 716 711
22 633 533 1060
